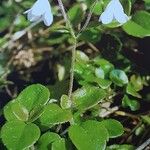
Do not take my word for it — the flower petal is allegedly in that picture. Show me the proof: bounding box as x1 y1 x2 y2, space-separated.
27 11 40 22
99 10 113 24
31 0 45 16
43 11 53 26
114 12 129 24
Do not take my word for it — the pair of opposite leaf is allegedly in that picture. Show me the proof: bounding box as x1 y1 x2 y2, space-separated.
24 0 129 26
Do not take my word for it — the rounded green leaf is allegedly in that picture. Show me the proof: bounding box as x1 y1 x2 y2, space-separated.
68 4 84 26
52 138 66 150
10 101 29 121
17 84 50 111
123 11 150 37
72 86 107 110
110 69 128 87
94 58 114 75
4 100 22 121
1 121 40 150
39 104 72 127
69 120 108 150
126 83 142 98
60 95 71 109
38 132 66 150
100 119 124 138
122 95 140 111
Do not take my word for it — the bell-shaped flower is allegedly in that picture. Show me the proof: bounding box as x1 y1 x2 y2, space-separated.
24 0 53 26
99 0 129 24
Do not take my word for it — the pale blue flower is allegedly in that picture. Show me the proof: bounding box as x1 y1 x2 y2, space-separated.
99 0 129 24
24 0 53 26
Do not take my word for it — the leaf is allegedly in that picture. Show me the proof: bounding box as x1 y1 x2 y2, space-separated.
72 86 107 110
95 78 112 89
39 104 72 127
100 119 124 138
76 51 89 63
79 27 102 43
123 11 150 37
52 138 66 150
126 83 142 98
141 115 150 125
17 84 50 111
130 75 143 91
69 120 108 150
11 101 29 121
60 95 71 109
95 67 105 79
94 58 114 75
1 121 40 150
38 132 66 150
28 105 45 122
68 4 84 26
4 100 25 121
110 69 128 87
122 95 140 111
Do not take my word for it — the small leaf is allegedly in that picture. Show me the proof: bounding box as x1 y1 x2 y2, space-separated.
95 67 105 79
76 51 89 63
1 121 40 150
39 104 72 127
68 4 84 26
17 84 50 111
29 105 45 122
130 75 143 91
38 132 66 150
95 78 112 89
11 101 29 121
100 119 124 138
141 115 150 125
94 58 114 75
69 120 108 150
110 69 128 87
123 11 150 37
72 86 107 110
60 95 71 109
122 95 140 111
4 100 24 121
126 83 142 98
52 138 66 150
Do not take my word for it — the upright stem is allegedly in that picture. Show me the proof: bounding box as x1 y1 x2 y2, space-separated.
68 41 77 101
57 0 76 39
77 0 98 37
57 0 76 102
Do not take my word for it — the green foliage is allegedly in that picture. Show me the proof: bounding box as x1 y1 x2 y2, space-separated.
38 132 66 150
69 120 109 150
0 0 150 149
38 103 72 127
1 121 40 150
123 11 150 37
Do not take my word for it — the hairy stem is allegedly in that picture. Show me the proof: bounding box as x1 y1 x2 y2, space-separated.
57 0 76 102
57 0 76 39
77 0 98 37
68 41 77 101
